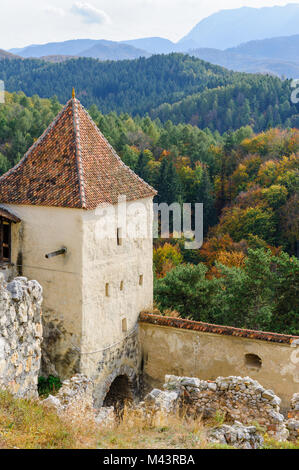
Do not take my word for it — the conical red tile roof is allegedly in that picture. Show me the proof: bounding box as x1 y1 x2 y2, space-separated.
0 98 156 209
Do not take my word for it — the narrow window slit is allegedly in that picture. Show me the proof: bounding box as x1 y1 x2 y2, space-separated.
105 283 110 297
117 228 122 246
122 318 128 332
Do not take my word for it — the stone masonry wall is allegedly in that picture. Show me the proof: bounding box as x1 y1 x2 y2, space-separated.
146 375 291 440
286 393 299 441
92 328 141 408
0 276 43 398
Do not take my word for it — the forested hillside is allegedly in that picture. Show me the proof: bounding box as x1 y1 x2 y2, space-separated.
0 92 61 171
0 54 298 133
0 55 232 115
0 91 298 334
152 76 299 132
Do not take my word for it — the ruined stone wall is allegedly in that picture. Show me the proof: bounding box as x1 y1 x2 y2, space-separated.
144 375 294 443
139 314 299 410
0 276 43 398
164 375 288 439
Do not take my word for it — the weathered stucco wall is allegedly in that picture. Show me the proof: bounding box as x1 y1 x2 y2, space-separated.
0 276 43 398
3 203 84 378
139 314 299 410
80 197 154 405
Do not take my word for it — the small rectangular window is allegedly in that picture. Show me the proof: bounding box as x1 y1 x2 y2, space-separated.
120 281 124 291
105 283 110 297
139 274 143 286
122 318 128 332
117 228 122 246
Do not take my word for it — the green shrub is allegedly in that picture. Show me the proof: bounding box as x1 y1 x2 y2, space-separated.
38 375 62 397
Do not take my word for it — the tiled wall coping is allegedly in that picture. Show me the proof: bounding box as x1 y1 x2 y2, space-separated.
139 312 299 345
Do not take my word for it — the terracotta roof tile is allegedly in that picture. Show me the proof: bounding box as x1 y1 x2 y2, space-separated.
0 98 156 209
139 312 299 345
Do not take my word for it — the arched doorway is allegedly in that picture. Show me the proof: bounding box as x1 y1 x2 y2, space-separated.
103 375 133 417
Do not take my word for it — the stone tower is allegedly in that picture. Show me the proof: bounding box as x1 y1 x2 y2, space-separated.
0 95 156 405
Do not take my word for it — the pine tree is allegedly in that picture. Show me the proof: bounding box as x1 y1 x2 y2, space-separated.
194 168 216 235
156 158 181 205
136 151 151 184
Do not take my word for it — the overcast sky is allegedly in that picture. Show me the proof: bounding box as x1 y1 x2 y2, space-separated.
1 0 299 50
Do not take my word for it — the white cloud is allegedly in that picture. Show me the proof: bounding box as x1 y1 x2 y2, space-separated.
71 2 111 24
44 6 66 17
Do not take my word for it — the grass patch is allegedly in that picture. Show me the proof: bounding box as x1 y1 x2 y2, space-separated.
0 390 76 449
263 435 299 449
0 392 298 450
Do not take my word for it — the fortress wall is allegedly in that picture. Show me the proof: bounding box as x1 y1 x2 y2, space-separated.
0 276 43 398
139 313 299 410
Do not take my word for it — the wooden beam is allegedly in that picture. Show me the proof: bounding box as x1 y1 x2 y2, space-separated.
0 208 21 223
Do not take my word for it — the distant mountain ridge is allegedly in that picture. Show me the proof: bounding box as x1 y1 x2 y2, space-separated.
122 37 177 54
227 34 299 61
8 34 299 79
10 39 150 61
190 34 299 78
179 4 299 49
5 4 299 76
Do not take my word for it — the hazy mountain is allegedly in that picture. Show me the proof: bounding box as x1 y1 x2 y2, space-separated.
10 39 99 57
79 41 150 60
189 47 299 79
10 38 150 61
189 34 299 78
121 37 177 54
228 34 299 62
25 33 299 76
8 4 299 66
179 4 299 50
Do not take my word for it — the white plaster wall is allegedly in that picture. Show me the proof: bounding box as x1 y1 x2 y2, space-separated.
80 197 154 377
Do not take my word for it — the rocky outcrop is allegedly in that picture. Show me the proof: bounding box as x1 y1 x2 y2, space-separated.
289 393 299 418
43 374 116 427
0 276 43 398
43 375 94 415
144 388 180 413
208 421 264 449
286 419 299 441
286 393 299 441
